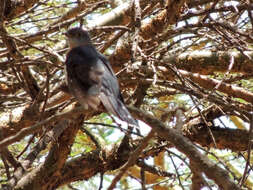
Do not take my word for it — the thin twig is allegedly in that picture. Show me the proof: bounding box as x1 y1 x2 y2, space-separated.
80 127 101 150
1 154 10 179
167 64 218 147
137 159 174 178
98 172 104 190
0 106 84 149
83 122 143 137
240 112 253 187
16 134 36 159
140 159 146 190
131 0 141 60
168 153 185 190
107 129 154 190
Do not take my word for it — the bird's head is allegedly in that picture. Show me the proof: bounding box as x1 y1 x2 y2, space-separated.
65 27 91 48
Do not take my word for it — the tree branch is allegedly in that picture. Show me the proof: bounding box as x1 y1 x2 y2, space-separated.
128 106 241 190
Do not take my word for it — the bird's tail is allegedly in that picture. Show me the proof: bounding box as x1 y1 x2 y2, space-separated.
116 101 139 127
99 93 139 132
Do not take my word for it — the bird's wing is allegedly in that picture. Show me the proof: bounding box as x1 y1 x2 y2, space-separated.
66 45 138 127
65 46 103 109
97 54 139 127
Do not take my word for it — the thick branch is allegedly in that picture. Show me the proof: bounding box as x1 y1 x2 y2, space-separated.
179 69 253 104
14 115 83 190
52 135 132 188
109 0 190 68
4 0 39 20
163 51 253 74
129 106 240 190
0 106 84 149
184 123 249 151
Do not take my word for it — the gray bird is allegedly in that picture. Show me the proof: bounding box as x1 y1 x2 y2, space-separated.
65 27 139 128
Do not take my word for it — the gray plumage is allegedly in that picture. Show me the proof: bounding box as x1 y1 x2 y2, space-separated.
65 27 138 127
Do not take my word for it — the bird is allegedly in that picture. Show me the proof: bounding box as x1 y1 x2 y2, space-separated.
65 27 139 129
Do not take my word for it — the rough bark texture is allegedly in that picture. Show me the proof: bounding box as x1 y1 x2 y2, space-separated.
1 0 253 189
129 106 241 190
